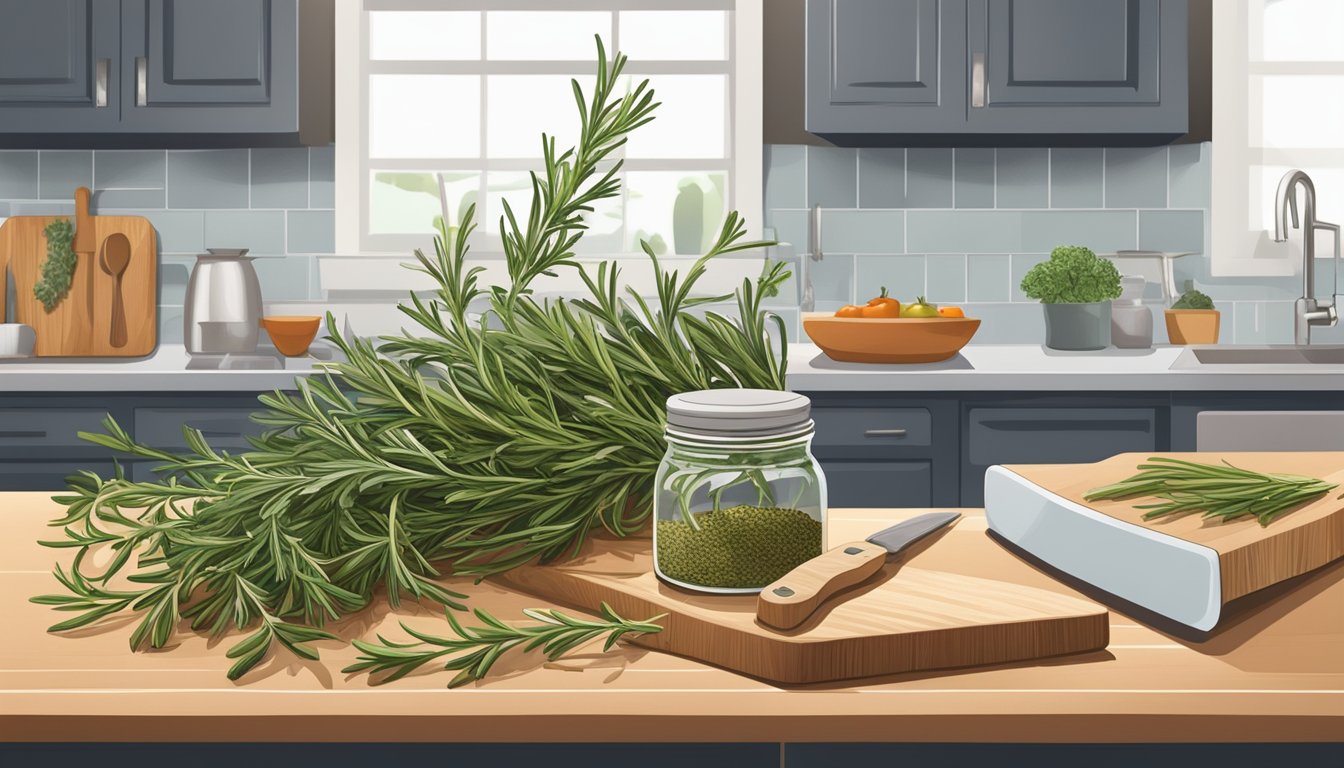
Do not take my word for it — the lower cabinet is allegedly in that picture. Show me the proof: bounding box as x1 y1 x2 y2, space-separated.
819 460 932 508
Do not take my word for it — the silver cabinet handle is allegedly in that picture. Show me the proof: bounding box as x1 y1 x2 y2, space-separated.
809 204 823 262
95 58 109 107
864 429 908 437
971 52 985 108
135 56 148 106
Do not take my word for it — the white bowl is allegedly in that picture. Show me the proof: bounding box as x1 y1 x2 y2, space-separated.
0 324 36 358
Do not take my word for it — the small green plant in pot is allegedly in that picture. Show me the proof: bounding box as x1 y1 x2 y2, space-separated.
1165 288 1219 345
1020 245 1123 350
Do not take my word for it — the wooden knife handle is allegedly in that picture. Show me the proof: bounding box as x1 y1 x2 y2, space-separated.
757 541 889 630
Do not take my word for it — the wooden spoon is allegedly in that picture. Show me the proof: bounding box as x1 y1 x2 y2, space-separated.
99 233 131 348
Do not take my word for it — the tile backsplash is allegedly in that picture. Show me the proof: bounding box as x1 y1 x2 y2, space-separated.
765 142 1322 345
0 148 334 344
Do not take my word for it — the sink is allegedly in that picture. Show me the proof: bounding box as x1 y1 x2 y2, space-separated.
1183 345 1344 365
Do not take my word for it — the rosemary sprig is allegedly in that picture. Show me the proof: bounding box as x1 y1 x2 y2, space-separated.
344 602 665 688
1084 456 1338 527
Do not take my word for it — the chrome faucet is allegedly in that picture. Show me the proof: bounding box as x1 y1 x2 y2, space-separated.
1273 170 1340 345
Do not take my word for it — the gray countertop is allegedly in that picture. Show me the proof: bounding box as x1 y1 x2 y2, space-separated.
0 346 325 392
786 343 1344 392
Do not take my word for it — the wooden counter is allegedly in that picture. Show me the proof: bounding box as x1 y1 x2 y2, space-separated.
1 494 1341 743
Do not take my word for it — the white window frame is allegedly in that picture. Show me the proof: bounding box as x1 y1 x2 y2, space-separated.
332 0 762 260
1210 0 1337 277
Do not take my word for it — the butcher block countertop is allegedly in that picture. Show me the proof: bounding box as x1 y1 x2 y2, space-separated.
1 495 1341 743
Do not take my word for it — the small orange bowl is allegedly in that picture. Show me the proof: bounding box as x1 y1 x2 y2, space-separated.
803 313 981 364
261 315 322 357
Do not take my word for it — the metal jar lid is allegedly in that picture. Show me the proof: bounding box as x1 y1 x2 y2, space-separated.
665 389 812 437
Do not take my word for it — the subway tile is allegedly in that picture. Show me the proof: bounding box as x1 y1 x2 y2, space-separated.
92 189 165 208
1232 301 1294 344
158 305 185 345
94 150 165 190
907 210 1022 253
967 254 1011 302
962 302 1046 344
205 210 286 255
1139 210 1203 253
1011 253 1048 302
310 145 335 208
764 144 806 211
857 148 905 208
158 258 194 306
808 253 855 307
39 150 92 199
768 209 808 252
996 148 1049 209
925 254 967 302
166 149 249 208
140 210 205 253
906 148 953 208
287 210 336 253
250 148 310 209
254 255 315 301
954 149 994 209
1168 142 1210 210
1019 210 1137 253
820 209 903 253
1049 148 1103 208
855 255 925 300
0 151 38 198
1104 147 1168 208
9 201 74 215
806 145 857 208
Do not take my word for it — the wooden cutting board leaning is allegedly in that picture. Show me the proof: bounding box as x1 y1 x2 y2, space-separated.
0 187 156 357
985 452 1344 632
493 515 1109 685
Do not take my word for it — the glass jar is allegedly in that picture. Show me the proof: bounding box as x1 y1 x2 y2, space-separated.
653 389 827 594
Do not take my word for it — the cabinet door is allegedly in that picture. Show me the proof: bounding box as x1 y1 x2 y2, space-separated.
0 0 121 132
962 407 1159 505
806 0 968 136
966 0 1187 134
119 0 297 132
821 460 933 509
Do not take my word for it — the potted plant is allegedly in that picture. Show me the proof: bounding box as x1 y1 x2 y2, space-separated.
1165 289 1220 344
1020 245 1123 350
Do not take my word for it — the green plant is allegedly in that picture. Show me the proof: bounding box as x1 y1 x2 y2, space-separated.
33 38 786 681
1171 288 1215 310
34 218 75 312
1084 457 1337 527
1019 245 1122 304
345 603 665 688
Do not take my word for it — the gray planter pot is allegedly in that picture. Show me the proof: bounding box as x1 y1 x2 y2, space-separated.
1042 302 1112 351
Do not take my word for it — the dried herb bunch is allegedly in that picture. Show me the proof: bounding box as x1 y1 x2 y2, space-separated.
33 39 787 680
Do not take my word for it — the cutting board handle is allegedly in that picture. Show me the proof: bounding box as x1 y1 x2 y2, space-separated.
73 187 93 256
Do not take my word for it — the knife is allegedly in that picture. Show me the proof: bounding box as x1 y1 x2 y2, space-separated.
756 511 961 630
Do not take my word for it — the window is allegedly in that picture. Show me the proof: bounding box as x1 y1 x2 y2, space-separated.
334 0 763 261
1211 0 1344 276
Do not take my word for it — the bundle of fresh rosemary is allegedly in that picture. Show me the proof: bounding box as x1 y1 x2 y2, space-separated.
33 39 787 683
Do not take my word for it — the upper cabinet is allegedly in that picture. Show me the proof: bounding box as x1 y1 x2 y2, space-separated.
0 0 307 144
806 0 1189 143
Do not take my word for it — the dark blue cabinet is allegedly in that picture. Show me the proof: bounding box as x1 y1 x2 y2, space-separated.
806 0 1189 141
0 0 297 138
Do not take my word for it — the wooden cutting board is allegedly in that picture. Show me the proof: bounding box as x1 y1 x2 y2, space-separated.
493 517 1108 685
985 452 1344 632
0 189 156 357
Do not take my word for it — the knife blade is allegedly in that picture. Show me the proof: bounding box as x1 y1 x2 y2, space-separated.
756 511 961 630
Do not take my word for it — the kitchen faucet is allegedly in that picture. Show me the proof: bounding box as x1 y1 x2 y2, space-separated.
1273 169 1340 345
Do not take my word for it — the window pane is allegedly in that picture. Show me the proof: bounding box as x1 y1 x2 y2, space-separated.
369 11 480 61
1259 0 1344 61
626 172 728 255
486 11 611 60
487 76 594 158
619 11 728 61
482 172 536 237
626 75 726 159
1258 75 1344 148
370 171 480 234
370 75 480 159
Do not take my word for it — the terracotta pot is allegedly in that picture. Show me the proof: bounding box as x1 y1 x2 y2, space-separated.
1164 309 1220 345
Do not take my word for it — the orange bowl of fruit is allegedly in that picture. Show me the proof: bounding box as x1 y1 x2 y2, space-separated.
803 289 980 364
